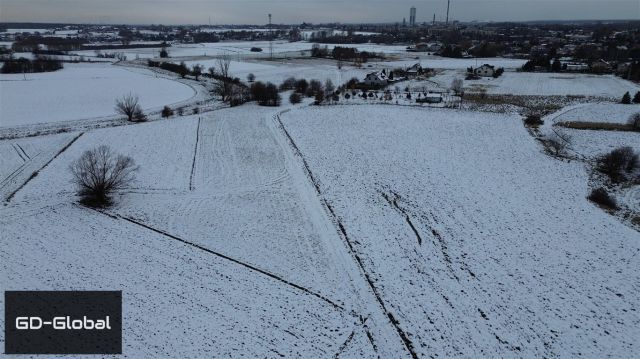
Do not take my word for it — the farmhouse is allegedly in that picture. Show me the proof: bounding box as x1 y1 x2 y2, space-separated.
405 63 423 78
363 71 389 86
474 64 495 77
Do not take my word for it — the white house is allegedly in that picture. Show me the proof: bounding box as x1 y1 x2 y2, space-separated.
474 64 495 77
363 71 389 86
405 63 423 77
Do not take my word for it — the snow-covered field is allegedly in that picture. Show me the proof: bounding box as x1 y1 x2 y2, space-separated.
553 102 640 124
0 63 196 127
1 50 639 358
281 105 640 358
428 70 640 98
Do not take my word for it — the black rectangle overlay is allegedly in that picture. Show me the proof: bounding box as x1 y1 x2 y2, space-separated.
5 291 122 354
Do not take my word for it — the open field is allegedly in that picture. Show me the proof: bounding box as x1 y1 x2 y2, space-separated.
281 105 640 358
430 70 640 98
0 63 196 127
553 102 640 124
1 41 640 358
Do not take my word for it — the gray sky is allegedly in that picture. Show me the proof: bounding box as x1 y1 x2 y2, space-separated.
1 0 638 25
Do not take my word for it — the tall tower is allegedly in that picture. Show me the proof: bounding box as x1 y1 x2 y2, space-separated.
268 13 273 60
446 0 450 25
410 7 416 27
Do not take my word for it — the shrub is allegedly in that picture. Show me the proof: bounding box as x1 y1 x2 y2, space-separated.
289 92 302 104
250 47 263 52
192 107 200 115
159 48 168 58
621 91 631 104
177 107 184 116
133 108 147 122
294 79 309 94
628 113 640 131
70 145 137 207
250 81 280 106
247 73 256 82
280 77 297 91
598 146 639 182
1 57 63 73
546 131 571 156
524 114 544 128
634 91 640 104
115 93 142 122
161 106 174 118
588 188 618 210
307 79 323 97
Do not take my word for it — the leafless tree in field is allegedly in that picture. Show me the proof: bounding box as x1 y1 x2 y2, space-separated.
450 78 464 96
70 145 138 207
547 130 572 156
115 93 143 121
214 53 233 102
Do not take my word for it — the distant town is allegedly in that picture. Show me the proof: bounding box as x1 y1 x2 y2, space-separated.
2 16 639 81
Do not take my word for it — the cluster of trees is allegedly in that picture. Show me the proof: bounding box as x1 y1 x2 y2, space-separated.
439 45 464 58
192 32 221 43
621 91 640 104
1 57 63 73
250 82 280 106
12 36 84 52
521 56 552 72
148 60 190 78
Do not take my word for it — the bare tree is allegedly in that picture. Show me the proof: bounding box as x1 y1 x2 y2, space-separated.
192 64 203 81
324 79 335 95
115 93 142 122
70 145 138 207
547 130 572 156
214 54 232 102
450 78 464 96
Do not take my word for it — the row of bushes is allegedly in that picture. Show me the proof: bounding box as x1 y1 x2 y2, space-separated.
620 91 640 104
1 57 63 73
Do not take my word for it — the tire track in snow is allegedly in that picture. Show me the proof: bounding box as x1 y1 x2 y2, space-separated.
189 117 201 191
273 113 418 359
16 143 31 160
12 144 27 162
82 205 347 313
5 132 84 202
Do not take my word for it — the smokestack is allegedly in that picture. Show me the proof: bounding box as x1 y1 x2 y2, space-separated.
446 0 450 25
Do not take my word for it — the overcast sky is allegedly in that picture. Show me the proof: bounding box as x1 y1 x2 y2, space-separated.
1 0 638 25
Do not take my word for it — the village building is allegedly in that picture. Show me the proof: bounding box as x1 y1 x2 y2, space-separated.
474 64 495 77
363 70 389 87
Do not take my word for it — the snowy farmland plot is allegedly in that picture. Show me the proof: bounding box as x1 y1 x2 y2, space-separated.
280 106 640 358
429 70 640 98
0 63 196 127
2 34 640 358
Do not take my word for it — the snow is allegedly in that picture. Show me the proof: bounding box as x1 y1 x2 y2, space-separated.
380 57 527 70
456 71 640 98
0 132 78 200
554 102 640 124
0 203 357 357
565 128 640 159
3 105 402 356
0 63 196 127
281 105 640 358
1 54 640 357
